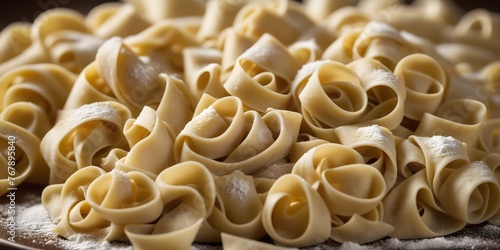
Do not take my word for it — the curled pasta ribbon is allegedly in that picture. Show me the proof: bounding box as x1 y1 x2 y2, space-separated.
478 119 500 154
383 170 467 239
1 103 51 139
335 124 397 190
304 0 358 24
129 0 205 22
224 34 299 112
155 74 195 135
96 37 165 116
318 163 387 216
183 48 225 99
330 204 394 244
323 21 417 70
86 3 151 39
292 143 365 188
436 44 499 75
43 31 104 73
288 39 323 67
293 60 366 141
31 8 99 73
200 171 265 241
63 62 118 110
0 120 49 194
436 161 500 224
396 138 426 178
480 62 500 119
41 166 109 239
0 64 76 129
409 135 469 195
41 101 131 184
86 169 163 225
125 161 215 250
290 134 329 163
262 174 330 247
175 95 301 175
394 54 447 121
323 6 371 36
217 28 257 81
0 22 31 63
197 0 248 42
0 28 47 76
116 106 176 179
347 58 406 130
415 99 487 147
453 9 500 55
234 0 315 45
125 18 201 74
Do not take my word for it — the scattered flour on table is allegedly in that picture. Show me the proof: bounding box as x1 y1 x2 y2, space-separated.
0 193 132 250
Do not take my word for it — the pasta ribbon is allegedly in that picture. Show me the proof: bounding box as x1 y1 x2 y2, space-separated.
175 95 301 175
86 3 151 39
125 161 215 250
0 64 76 134
96 37 165 116
0 120 50 194
41 166 109 239
292 60 366 141
335 124 397 190
262 174 330 247
383 170 467 238
201 171 265 241
40 101 131 183
115 106 176 179
224 34 299 112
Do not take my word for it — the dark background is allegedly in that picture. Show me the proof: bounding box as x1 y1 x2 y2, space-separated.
0 0 499 30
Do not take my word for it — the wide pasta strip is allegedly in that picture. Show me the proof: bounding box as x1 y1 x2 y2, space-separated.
96 37 165 116
383 170 466 239
197 0 248 44
330 204 394 244
41 167 109 239
293 60 366 141
0 120 49 194
125 18 201 75
262 174 330 247
347 58 406 130
86 3 151 39
155 74 195 136
0 64 75 134
40 101 131 183
435 161 500 224
393 54 447 121
183 48 225 100
200 171 265 241
478 119 500 154
292 143 391 243
415 99 487 147
304 0 358 23
175 95 301 175
115 106 176 179
323 21 417 70
129 0 205 22
32 8 103 73
224 34 299 113
85 169 163 241
335 124 398 190
234 0 315 45
0 23 32 64
125 161 215 250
